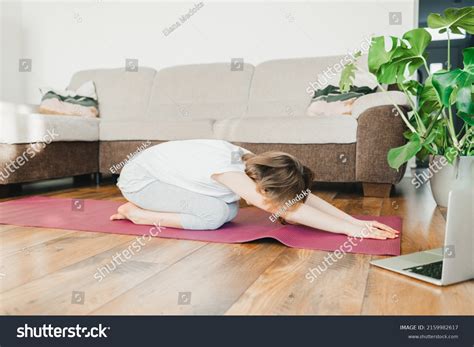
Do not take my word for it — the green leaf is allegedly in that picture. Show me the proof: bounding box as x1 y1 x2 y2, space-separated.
418 76 442 117
432 47 474 119
401 80 423 96
339 51 361 93
313 85 339 99
403 129 413 140
368 36 398 75
432 69 465 105
433 118 448 149
423 124 440 145
444 147 458 164
420 147 432 158
458 110 474 126
457 84 474 126
370 29 431 84
417 146 432 161
427 7 474 35
387 134 422 169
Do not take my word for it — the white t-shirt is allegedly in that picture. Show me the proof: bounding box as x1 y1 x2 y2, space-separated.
117 139 250 203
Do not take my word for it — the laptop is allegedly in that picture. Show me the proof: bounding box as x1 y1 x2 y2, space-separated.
371 184 473 286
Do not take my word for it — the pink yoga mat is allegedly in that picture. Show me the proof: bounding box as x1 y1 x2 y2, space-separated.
0 196 401 255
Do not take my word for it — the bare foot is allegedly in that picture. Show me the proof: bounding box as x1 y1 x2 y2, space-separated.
110 213 126 221
111 202 160 225
110 202 138 221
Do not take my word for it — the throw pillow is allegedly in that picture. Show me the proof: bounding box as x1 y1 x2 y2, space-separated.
307 85 376 117
39 80 99 118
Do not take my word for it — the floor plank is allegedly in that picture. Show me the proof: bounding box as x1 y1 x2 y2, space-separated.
91 241 285 315
362 264 474 315
0 225 20 233
226 248 370 315
0 238 205 315
0 178 472 315
0 231 132 293
0 227 76 258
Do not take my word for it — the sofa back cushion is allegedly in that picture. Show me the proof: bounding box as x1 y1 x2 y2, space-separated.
246 55 374 118
145 63 254 120
68 67 157 120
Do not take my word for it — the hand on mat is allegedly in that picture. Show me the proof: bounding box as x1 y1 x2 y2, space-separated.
355 219 399 233
348 221 399 240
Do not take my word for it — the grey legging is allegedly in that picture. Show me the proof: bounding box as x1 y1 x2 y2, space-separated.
121 180 239 230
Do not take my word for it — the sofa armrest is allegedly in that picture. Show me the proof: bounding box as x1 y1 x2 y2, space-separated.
351 91 409 119
356 104 409 184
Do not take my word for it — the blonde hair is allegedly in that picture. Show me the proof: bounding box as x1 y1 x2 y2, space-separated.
243 151 314 213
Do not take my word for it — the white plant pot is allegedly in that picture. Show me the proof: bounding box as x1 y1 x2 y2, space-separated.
429 155 474 207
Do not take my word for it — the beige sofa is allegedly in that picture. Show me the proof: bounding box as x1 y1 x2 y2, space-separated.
0 55 409 197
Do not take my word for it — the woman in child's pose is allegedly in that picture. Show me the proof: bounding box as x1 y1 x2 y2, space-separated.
111 139 398 240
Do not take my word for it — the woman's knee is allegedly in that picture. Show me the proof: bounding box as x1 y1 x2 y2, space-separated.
203 201 229 229
121 190 141 207
180 214 226 230
181 199 230 230
226 202 239 222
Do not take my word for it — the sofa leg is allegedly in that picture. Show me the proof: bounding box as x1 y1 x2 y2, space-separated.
362 183 392 198
94 173 102 186
111 174 119 184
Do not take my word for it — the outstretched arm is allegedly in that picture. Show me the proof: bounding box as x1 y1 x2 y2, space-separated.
213 172 398 239
305 193 362 225
283 202 373 237
305 193 399 234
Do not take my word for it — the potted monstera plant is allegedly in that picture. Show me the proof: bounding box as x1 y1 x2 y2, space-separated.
342 6 473 207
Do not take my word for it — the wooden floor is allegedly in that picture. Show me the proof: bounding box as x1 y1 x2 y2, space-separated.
0 177 472 315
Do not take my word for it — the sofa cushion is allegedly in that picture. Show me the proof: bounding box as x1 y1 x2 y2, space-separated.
214 115 357 144
99 119 214 141
0 112 99 144
246 55 376 118
145 63 254 120
68 67 157 121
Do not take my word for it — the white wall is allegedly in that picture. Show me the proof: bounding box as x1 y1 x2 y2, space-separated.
1 0 418 104
1 1 24 102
